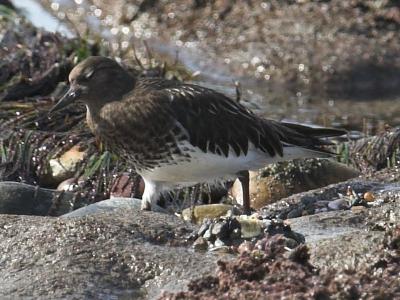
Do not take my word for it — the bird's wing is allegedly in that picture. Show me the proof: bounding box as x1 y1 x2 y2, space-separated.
156 83 285 158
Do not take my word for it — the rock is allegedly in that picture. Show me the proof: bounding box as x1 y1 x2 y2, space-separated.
62 197 168 218
197 219 211 236
363 192 375 202
47 145 86 185
181 204 234 224
0 207 225 299
231 159 359 209
193 236 208 251
328 199 349 211
214 238 226 247
238 216 263 239
0 181 73 216
57 177 78 191
203 228 213 241
211 221 230 240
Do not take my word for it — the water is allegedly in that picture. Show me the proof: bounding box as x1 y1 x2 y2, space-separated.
14 0 400 134
11 0 73 37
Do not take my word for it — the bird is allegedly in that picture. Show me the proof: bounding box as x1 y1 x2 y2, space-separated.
49 56 345 214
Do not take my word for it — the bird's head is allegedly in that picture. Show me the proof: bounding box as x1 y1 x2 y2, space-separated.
49 56 135 115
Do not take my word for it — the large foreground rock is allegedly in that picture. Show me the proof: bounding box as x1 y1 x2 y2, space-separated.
0 208 224 299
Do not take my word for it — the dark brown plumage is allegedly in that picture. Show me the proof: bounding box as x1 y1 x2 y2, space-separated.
50 56 346 213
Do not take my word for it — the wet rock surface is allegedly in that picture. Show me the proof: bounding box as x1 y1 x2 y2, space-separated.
0 207 224 299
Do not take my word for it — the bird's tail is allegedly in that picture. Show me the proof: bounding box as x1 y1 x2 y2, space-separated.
271 121 347 156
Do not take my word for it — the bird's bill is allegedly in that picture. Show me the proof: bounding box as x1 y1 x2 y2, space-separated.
48 86 81 116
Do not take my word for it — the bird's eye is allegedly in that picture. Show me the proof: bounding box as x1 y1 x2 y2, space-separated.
84 69 94 79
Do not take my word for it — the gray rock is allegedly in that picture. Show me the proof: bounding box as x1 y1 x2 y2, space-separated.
0 207 228 299
210 221 229 240
197 219 211 236
62 197 142 217
62 197 169 218
203 228 213 241
328 199 349 211
0 181 74 216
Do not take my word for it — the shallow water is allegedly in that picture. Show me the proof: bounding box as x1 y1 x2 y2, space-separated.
13 0 400 135
12 0 73 37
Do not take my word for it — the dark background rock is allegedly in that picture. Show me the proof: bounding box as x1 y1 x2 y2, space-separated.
0 181 74 216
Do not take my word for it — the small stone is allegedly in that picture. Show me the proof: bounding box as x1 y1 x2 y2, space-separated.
193 237 208 251
351 206 366 213
203 228 213 241
197 220 211 236
181 204 233 224
211 222 224 236
287 207 303 219
328 199 349 211
315 200 330 208
239 217 262 238
48 145 86 184
57 178 77 192
363 192 375 202
214 238 225 247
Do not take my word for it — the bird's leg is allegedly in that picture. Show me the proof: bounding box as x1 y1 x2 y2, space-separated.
141 179 162 211
190 184 200 222
237 170 251 215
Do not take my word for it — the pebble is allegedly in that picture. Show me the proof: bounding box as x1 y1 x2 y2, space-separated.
214 238 226 247
211 222 227 238
181 204 233 224
363 192 375 202
203 228 213 241
328 199 349 211
239 218 263 238
197 220 211 236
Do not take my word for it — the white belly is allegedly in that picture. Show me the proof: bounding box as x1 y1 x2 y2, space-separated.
138 142 319 185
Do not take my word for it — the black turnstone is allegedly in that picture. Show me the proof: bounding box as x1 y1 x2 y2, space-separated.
50 56 345 214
